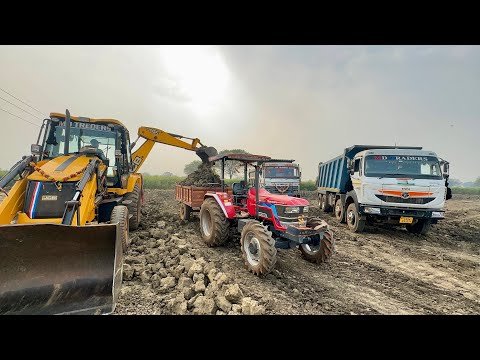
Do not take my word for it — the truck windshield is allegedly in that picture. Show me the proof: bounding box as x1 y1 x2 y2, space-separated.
264 166 299 178
364 155 442 179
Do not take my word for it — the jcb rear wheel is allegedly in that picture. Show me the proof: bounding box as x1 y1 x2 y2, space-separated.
199 198 229 246
240 221 277 276
111 205 130 253
299 218 334 264
124 184 142 230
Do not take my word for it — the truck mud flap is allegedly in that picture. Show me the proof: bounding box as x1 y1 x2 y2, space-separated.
0 223 122 315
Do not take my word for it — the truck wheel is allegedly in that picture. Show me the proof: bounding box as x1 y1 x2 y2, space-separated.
299 218 334 264
124 183 141 230
240 221 277 276
199 198 229 246
346 203 365 233
320 194 331 212
406 219 431 235
179 203 192 221
334 199 345 223
111 205 130 253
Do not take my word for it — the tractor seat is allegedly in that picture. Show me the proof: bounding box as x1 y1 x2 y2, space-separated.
232 181 247 195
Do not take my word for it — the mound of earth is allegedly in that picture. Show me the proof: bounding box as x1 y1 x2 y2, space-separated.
179 163 221 187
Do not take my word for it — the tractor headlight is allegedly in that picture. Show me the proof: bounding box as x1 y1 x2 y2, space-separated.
303 206 309 213
285 206 300 214
431 211 444 218
364 207 381 214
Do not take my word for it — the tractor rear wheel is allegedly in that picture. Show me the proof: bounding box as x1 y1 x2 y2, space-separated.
299 218 334 264
111 205 130 253
199 198 229 246
179 203 192 221
240 221 277 276
124 183 142 230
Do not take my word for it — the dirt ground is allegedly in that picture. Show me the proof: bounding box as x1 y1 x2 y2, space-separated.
112 190 479 314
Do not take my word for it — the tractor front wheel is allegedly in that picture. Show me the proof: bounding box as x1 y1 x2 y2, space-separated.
240 221 277 276
299 218 334 264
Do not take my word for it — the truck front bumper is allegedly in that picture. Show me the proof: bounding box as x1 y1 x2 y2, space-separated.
359 205 445 220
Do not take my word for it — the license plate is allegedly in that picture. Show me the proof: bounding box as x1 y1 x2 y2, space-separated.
399 217 413 224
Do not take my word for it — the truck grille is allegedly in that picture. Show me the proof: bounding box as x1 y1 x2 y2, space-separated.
375 195 435 205
265 185 299 194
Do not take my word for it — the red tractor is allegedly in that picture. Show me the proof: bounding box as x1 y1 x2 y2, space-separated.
181 153 335 276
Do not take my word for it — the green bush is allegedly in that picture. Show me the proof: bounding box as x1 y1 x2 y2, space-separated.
451 187 480 195
300 181 316 191
0 170 7 178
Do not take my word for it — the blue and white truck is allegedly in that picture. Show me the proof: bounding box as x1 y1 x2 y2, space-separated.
316 145 451 234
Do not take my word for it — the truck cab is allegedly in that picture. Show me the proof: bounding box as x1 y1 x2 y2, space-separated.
249 161 301 197
317 145 451 234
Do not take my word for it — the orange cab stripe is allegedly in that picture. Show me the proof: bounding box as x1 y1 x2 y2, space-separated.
378 190 433 197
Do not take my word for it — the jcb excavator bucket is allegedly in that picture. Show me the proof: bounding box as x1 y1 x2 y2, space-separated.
196 146 218 163
0 223 122 315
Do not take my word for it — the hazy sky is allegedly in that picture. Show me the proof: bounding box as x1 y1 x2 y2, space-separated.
0 45 478 181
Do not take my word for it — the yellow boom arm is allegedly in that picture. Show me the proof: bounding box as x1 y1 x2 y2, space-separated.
130 127 210 173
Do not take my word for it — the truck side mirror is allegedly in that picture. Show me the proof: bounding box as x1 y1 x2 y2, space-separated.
443 163 449 174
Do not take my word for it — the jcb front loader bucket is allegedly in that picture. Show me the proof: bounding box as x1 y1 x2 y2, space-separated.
0 223 123 315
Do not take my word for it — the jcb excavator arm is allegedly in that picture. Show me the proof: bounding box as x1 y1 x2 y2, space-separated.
130 127 217 173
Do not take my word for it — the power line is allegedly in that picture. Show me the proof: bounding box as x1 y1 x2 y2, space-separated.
0 95 44 121
0 87 47 118
0 107 40 127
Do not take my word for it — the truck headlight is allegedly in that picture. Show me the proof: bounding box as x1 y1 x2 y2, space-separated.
285 206 300 214
431 211 444 218
303 206 309 213
364 207 381 214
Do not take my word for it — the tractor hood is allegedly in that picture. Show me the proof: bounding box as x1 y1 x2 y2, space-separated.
28 155 103 182
248 188 309 206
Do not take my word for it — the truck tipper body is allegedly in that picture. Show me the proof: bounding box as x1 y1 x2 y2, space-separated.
316 145 451 234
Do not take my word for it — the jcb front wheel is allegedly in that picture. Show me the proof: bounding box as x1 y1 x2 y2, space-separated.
111 205 130 253
240 221 277 276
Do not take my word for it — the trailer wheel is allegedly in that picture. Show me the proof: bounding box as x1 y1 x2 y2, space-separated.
111 205 130 253
179 203 192 221
240 221 277 276
199 198 229 246
406 219 431 235
346 203 365 233
124 183 141 230
334 199 345 223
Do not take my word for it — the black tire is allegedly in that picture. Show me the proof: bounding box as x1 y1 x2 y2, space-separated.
179 203 192 221
199 198 229 246
334 198 346 223
346 203 365 233
320 194 331 212
111 205 130 253
240 221 277 276
124 183 141 230
299 218 334 264
406 219 432 235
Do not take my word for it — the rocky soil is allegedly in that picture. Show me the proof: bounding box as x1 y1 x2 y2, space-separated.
114 190 480 315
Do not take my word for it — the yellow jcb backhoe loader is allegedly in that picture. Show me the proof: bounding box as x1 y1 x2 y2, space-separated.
0 109 217 315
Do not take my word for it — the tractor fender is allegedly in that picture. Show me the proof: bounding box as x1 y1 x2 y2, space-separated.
204 193 236 219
